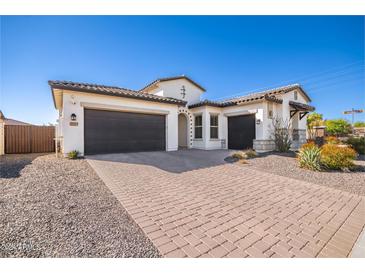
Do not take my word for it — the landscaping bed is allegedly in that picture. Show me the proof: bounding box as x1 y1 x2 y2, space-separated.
245 152 365 196
0 154 160 257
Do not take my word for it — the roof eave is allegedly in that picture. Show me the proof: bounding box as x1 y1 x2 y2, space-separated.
296 86 312 102
49 86 63 110
49 84 186 107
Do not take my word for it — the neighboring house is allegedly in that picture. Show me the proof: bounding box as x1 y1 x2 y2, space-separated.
49 76 314 156
0 110 31 126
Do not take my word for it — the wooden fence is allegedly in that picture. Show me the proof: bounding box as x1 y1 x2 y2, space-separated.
5 125 55 154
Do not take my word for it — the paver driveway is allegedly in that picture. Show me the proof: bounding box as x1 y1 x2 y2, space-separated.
87 150 365 258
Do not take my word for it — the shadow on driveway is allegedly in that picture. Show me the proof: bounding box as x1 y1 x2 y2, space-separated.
87 149 234 173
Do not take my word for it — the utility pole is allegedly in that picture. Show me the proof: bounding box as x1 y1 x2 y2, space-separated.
343 108 363 125
343 109 364 133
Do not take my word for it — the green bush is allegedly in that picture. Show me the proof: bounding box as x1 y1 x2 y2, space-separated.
354 121 365 128
297 145 322 171
346 137 365 155
68 150 79 159
320 144 357 170
325 119 351 136
300 141 316 150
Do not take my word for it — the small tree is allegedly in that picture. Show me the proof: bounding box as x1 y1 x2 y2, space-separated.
354 121 365 128
271 116 292 152
307 112 324 140
325 119 351 137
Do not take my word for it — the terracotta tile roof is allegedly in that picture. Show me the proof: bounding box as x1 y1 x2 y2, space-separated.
48 80 187 106
139 75 206 92
188 100 236 109
188 84 311 109
223 84 311 104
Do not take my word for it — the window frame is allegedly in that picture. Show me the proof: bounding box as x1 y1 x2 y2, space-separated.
194 114 203 139
210 114 219 139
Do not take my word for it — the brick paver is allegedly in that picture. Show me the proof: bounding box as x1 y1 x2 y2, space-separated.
87 151 365 258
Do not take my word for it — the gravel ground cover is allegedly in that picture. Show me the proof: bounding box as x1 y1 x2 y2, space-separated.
245 152 365 196
0 154 160 258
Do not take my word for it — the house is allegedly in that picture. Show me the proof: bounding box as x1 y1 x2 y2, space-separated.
0 110 31 126
49 76 314 156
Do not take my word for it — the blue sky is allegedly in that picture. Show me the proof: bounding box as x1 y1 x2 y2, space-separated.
1 16 364 125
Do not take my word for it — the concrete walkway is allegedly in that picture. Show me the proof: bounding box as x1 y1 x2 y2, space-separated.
87 150 365 258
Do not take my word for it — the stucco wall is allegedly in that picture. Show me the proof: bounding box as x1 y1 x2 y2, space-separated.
280 89 309 130
264 89 309 140
148 79 204 105
189 103 265 150
57 87 311 155
60 91 179 155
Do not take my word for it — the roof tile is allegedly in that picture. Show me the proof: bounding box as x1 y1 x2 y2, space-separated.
48 80 186 106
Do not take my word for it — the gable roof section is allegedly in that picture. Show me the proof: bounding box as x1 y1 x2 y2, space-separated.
49 80 187 108
224 84 311 104
139 75 206 92
188 84 311 109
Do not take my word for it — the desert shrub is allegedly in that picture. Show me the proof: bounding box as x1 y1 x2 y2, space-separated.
297 145 321 171
231 152 248 164
346 137 365 155
68 150 79 159
231 151 246 160
244 149 257 158
320 144 357 170
325 136 341 145
301 141 316 150
271 117 292 152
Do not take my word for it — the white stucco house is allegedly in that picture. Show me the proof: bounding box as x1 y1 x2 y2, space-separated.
49 75 314 156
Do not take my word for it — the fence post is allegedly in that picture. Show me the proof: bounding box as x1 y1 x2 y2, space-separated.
0 116 4 155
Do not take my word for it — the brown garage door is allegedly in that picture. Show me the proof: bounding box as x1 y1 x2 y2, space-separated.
84 109 166 155
228 114 256 150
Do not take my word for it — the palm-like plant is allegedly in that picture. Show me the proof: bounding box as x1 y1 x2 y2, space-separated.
297 146 322 171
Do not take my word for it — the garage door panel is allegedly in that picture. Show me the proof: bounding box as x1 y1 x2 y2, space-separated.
228 114 256 150
84 109 166 155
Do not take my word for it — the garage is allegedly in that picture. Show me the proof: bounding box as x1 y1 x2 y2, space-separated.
84 109 166 155
228 114 256 150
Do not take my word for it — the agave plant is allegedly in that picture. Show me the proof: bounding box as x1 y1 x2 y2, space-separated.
297 145 322 171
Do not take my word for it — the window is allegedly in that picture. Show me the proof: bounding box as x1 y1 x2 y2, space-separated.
268 102 273 119
294 91 298 100
194 115 202 139
210 114 219 139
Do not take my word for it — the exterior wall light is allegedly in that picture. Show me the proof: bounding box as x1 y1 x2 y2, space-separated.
256 119 261 125
71 113 77 121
